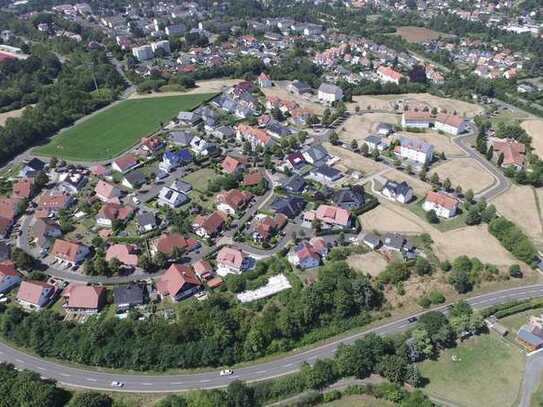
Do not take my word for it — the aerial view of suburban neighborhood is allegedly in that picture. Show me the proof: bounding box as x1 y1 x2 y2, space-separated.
0 0 543 406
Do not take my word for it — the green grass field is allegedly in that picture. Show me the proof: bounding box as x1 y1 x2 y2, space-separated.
419 334 524 407
34 93 216 161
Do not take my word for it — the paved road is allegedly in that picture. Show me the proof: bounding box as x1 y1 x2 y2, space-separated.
2 284 543 392
452 123 511 201
520 350 543 407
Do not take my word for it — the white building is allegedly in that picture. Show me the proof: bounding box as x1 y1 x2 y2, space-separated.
422 191 458 218
381 180 413 204
151 40 171 55
434 114 467 136
318 83 343 104
132 45 154 61
401 111 432 129
398 138 434 165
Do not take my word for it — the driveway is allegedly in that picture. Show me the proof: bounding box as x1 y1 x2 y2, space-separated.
520 350 543 407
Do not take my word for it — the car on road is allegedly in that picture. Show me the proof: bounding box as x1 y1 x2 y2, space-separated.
219 369 233 376
407 316 418 324
111 381 124 387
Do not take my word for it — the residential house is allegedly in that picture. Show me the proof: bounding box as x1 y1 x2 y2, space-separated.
0 261 21 294
62 284 106 315
304 204 351 228
141 136 164 153
381 180 413 203
251 213 288 241
318 83 343 104
159 149 193 172
216 189 253 215
193 259 213 280
169 130 194 146
243 170 264 187
434 114 467 136
30 218 62 251
121 170 146 189
283 175 306 194
517 315 543 351
288 238 328 269
285 152 307 172
216 247 251 276
112 154 139 174
382 233 413 253
302 145 331 166
288 80 312 96
397 138 434 165
150 232 199 257
236 124 273 149
50 239 90 265
333 186 365 210
377 66 403 84
364 134 385 153
258 72 272 88
212 126 235 140
36 192 73 218
177 111 202 127
190 136 219 157
96 203 133 228
270 196 305 218
192 211 227 238
158 181 189 208
491 138 526 170
423 191 459 218
136 212 157 233
309 165 343 184
362 233 381 250
376 122 394 136
95 180 122 203
401 111 432 129
157 264 202 301
222 155 247 175
12 177 34 200
19 158 45 177
16 280 56 310
114 284 146 311
105 244 139 267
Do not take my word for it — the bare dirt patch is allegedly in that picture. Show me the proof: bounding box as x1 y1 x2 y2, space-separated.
359 203 426 234
0 106 28 126
398 130 465 156
262 84 325 114
347 252 388 277
130 79 243 99
395 26 454 43
350 93 483 117
521 119 543 157
431 225 516 266
493 184 543 241
325 143 388 176
338 113 399 143
361 200 517 266
430 158 495 193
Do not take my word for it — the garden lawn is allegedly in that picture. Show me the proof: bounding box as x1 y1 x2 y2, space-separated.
419 334 524 407
34 93 215 161
318 395 394 407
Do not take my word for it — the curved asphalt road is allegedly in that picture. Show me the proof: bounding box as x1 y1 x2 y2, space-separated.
1 284 542 392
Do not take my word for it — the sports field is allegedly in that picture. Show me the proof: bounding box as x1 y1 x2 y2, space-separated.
34 93 215 161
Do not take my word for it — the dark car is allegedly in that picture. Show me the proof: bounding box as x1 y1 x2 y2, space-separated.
407 316 418 324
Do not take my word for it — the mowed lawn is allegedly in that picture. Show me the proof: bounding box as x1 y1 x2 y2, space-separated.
34 93 215 161
419 334 524 407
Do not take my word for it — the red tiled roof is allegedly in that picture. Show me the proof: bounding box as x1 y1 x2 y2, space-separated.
217 247 245 268
193 259 213 277
113 154 137 172
95 180 119 201
63 284 105 309
12 177 33 199
152 233 188 255
156 264 201 296
315 205 350 226
492 139 526 168
0 197 19 220
193 211 227 235
0 260 18 277
403 111 432 121
217 189 253 210
17 280 54 305
97 203 133 222
37 191 71 211
378 65 403 81
425 191 458 210
51 239 83 262
243 170 264 186
435 113 465 128
105 244 138 266
222 156 243 174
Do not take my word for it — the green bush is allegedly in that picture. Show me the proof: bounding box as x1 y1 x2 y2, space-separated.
323 390 342 402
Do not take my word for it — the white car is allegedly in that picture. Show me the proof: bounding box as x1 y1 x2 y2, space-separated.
111 381 124 387
219 369 233 376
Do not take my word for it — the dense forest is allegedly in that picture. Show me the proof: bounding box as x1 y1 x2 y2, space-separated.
0 260 382 371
